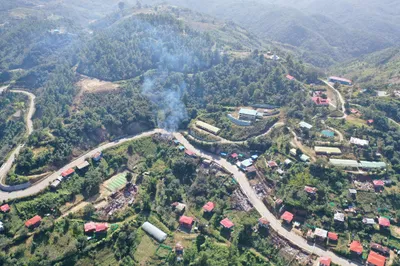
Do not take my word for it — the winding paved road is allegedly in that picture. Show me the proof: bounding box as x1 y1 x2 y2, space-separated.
0 127 359 265
322 80 347 119
0 90 36 185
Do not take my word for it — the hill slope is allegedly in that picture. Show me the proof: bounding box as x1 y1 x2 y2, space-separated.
332 47 400 90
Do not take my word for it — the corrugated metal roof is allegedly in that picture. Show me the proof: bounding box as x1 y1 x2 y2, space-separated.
239 108 258 116
299 121 313 129
315 146 342 154
195 121 221 134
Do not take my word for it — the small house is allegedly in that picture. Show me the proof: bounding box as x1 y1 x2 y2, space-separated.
76 161 90 171
281 211 294 224
61 168 75 178
312 97 330 106
50 179 61 189
370 243 390 256
350 137 369 147
0 204 10 213
220 218 234 230
367 251 386 266
202 202 215 213
348 189 357 198
172 202 186 213
304 186 317 195
230 153 239 161
179 216 194 229
95 223 108 233
185 150 197 158
175 243 184 255
286 74 295 81
367 119 374 125
363 218 376 225
349 240 363 255
299 121 313 130
0 221 3 232
300 154 310 162
334 213 345 223
240 159 253 169
277 168 284 175
84 222 97 233
319 257 331 266
378 217 390 228
246 166 257 178
92 151 102 162
25 215 42 229
173 139 180 145
328 232 338 242
284 159 293 166
373 180 385 190
267 161 278 168
290 149 297 157
251 155 259 161
178 146 185 151
314 228 328 240
258 217 270 228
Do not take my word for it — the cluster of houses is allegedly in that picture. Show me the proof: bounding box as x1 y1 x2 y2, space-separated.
279 207 391 266
311 90 330 106
50 152 102 189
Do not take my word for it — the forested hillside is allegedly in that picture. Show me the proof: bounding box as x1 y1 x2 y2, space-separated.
0 91 26 163
4 9 313 180
332 47 400 90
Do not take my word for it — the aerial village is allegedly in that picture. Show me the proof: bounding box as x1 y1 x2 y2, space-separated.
0 72 399 266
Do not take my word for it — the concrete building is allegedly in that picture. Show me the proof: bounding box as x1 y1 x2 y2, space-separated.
239 109 259 121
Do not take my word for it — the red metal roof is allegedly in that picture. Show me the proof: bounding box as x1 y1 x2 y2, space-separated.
220 218 234 229
203 202 215 212
84 222 97 232
350 240 363 254
378 217 390 227
230 153 238 159
0 204 10 212
268 161 278 168
281 211 294 223
312 97 330 105
327 232 338 241
61 168 75 177
319 257 331 266
373 180 385 187
259 217 270 225
95 223 109 232
25 215 42 228
179 215 194 226
185 150 195 156
367 119 374 124
367 251 386 266
304 186 317 194
286 74 295 80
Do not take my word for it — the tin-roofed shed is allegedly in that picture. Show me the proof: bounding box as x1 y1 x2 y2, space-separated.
142 222 167 242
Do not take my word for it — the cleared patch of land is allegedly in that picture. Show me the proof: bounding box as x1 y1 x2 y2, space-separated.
77 76 119 93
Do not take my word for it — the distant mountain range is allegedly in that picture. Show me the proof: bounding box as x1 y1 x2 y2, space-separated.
147 0 400 67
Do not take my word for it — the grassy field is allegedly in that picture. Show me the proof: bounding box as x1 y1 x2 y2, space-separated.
103 172 127 192
135 232 158 264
